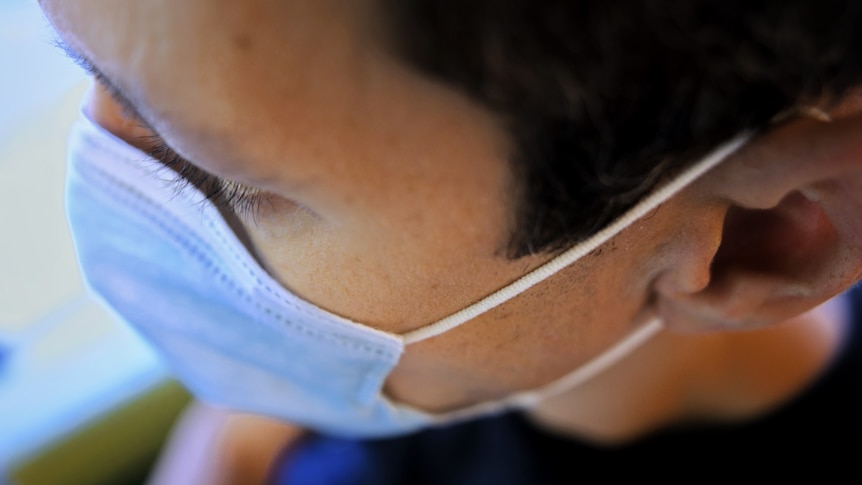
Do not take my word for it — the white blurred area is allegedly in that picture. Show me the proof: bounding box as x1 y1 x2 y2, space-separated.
0 1 185 484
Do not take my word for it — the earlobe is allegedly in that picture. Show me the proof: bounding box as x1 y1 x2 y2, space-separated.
657 106 862 333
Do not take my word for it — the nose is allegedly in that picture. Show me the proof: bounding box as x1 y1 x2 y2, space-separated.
82 81 153 151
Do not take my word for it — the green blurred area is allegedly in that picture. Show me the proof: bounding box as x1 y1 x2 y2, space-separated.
8 382 190 485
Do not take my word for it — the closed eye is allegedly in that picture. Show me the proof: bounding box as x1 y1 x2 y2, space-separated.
141 135 269 218
53 36 270 218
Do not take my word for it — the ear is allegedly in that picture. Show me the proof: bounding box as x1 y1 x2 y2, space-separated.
656 96 862 332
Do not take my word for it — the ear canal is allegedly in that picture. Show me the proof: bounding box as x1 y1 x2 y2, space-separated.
712 191 838 288
658 190 850 332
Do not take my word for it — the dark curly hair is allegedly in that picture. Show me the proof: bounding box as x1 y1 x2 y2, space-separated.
384 0 862 257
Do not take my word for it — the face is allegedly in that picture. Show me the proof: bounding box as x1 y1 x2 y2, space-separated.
40 0 725 412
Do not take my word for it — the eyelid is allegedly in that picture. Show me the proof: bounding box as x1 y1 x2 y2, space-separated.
53 36 268 217
103 89 269 217
54 37 150 125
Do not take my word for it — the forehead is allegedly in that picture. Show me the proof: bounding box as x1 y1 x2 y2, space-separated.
40 0 506 198
40 0 371 67
40 0 514 243
39 0 371 147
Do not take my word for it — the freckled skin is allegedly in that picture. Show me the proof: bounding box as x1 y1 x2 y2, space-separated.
41 0 853 440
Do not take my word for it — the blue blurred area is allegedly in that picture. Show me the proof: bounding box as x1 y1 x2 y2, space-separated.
0 0 85 144
0 2 178 481
0 0 85 369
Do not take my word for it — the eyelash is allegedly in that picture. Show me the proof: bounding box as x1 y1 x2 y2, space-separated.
141 136 268 219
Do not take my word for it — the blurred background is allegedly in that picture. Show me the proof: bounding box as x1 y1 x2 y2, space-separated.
0 1 189 484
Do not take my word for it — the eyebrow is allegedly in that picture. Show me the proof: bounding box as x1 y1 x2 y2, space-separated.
54 37 155 129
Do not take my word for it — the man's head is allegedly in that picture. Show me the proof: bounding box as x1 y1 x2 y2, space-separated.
386 0 862 257
40 0 862 415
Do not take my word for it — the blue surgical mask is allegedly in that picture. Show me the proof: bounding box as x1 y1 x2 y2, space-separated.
65 112 749 438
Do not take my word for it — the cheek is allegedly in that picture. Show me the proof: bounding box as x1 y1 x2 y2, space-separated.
383 250 653 412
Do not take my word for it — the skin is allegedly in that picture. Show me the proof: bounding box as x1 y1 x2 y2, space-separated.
39 0 862 472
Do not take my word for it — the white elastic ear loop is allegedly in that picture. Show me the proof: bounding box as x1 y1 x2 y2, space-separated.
508 316 663 408
402 133 752 345
421 317 665 423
